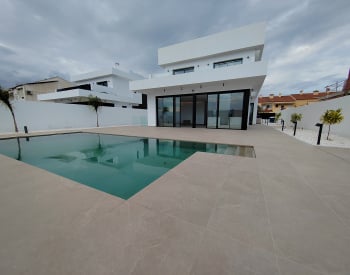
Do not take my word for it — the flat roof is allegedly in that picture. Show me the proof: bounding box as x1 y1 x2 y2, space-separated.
71 67 144 82
158 22 266 66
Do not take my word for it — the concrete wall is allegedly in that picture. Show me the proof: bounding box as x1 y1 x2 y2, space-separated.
158 22 265 66
160 49 256 73
281 95 350 137
147 94 157 126
130 61 267 91
0 101 147 134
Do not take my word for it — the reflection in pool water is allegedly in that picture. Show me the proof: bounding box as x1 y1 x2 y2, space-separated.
0 133 254 199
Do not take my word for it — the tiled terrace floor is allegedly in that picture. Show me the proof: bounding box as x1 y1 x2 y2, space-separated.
1 125 349 274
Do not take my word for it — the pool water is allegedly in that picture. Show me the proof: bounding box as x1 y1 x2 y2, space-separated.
0 133 255 199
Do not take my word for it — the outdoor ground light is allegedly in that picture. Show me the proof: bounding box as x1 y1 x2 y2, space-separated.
315 123 323 145
293 121 297 136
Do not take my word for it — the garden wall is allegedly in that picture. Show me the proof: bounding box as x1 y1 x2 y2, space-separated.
281 95 350 138
0 101 147 133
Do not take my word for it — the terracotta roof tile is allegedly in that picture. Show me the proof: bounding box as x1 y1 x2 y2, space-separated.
259 91 341 104
258 95 295 103
291 92 338 100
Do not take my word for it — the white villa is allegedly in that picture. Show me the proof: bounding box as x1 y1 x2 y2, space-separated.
130 22 267 130
38 66 145 108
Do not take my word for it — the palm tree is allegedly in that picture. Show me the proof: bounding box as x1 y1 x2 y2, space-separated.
290 113 302 136
0 86 18 132
290 113 302 123
320 109 344 140
87 95 103 127
275 112 281 123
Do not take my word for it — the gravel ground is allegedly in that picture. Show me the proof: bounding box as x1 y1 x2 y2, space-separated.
268 123 350 148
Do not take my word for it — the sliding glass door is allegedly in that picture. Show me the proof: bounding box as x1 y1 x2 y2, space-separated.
180 95 193 127
218 92 243 129
195 94 207 128
207 94 218 128
157 97 174 127
156 90 247 129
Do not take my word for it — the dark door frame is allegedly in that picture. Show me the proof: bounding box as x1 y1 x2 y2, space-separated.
156 89 250 130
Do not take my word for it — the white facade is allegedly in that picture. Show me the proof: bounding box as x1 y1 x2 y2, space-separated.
130 22 267 129
0 101 147 133
281 95 350 138
38 67 144 107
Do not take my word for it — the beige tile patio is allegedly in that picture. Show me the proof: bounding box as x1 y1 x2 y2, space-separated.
190 229 279 275
278 257 325 275
1 125 350 274
130 171 219 227
260 172 350 274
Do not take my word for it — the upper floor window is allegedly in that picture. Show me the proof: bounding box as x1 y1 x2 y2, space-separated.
213 58 243 69
173 67 194 75
96 80 108 87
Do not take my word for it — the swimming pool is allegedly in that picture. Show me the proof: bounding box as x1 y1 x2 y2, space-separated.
0 133 255 199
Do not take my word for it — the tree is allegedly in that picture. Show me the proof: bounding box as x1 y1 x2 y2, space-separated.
320 109 344 140
290 113 302 136
275 112 281 123
290 113 302 123
87 96 103 127
0 86 18 132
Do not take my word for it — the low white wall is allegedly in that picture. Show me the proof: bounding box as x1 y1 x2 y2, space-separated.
281 95 350 138
0 101 147 133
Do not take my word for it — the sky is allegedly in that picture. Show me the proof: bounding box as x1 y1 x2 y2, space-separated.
0 0 349 95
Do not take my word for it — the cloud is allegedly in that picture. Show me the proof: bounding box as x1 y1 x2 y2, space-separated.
0 0 349 95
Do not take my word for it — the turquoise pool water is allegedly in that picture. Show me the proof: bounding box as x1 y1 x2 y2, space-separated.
0 133 254 199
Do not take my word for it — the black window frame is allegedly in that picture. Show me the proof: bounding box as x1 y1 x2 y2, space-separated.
213 58 243 69
156 89 249 130
172 67 194 75
96 80 108 87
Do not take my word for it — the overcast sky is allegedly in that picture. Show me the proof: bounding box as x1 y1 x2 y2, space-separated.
0 0 349 95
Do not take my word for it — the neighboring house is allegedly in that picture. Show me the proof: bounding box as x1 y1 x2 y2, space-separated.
342 68 350 94
38 66 146 108
291 90 342 107
8 77 73 101
130 22 268 130
258 90 343 117
258 94 296 115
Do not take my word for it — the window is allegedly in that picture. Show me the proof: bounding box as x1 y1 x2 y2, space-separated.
213 58 243 68
275 104 279 107
96 81 108 87
173 67 194 75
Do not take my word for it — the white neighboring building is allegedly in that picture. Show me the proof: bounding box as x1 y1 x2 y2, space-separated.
38 66 145 108
130 22 267 129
